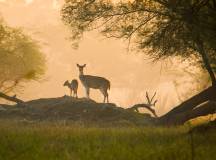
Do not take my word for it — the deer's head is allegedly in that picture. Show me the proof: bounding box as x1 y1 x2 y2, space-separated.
76 64 86 75
63 80 70 86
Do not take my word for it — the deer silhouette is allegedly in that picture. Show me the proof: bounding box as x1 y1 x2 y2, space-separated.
76 64 110 103
63 79 78 98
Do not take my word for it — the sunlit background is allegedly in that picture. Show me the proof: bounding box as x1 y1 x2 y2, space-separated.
0 0 194 116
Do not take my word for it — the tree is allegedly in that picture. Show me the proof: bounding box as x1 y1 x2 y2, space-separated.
61 0 216 125
0 20 46 104
61 0 216 85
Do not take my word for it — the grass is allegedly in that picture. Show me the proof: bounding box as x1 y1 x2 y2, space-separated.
0 121 215 160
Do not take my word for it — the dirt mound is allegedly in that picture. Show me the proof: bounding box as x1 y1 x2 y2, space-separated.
0 96 151 126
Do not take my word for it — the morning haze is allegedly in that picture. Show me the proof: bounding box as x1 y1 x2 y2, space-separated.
0 0 180 115
0 1 215 159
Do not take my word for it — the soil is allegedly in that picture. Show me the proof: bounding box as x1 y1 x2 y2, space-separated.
0 96 152 126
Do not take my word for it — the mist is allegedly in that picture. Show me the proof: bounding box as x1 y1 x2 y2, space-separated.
0 0 182 115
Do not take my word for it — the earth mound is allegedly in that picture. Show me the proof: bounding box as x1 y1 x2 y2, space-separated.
0 96 152 126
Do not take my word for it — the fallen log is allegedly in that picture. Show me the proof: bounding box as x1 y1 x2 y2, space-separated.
157 86 216 126
157 101 216 126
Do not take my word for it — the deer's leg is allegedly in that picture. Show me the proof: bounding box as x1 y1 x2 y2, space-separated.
73 90 75 97
107 93 109 103
86 87 90 99
75 89 78 98
106 90 109 103
74 90 76 98
100 88 107 103
71 90 73 97
70 89 72 97
104 89 109 103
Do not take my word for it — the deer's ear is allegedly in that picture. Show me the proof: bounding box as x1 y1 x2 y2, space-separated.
83 64 86 67
76 64 80 67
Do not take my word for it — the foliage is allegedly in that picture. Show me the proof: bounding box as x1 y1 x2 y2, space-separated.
164 57 211 101
0 20 46 94
61 0 216 74
0 121 216 160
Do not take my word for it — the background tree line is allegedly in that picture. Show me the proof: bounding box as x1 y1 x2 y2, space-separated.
0 19 45 103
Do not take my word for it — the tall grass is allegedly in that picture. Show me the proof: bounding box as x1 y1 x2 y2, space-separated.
0 121 215 160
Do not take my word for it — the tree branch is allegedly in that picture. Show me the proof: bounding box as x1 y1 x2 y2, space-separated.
126 14 157 39
0 92 24 105
127 103 158 117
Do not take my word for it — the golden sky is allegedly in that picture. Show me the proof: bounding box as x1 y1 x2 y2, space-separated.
0 0 185 115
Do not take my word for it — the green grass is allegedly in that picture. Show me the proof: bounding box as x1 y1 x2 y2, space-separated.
0 121 215 160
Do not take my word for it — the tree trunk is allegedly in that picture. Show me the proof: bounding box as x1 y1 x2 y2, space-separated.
157 86 216 125
0 92 24 105
156 32 216 126
159 101 216 126
196 37 216 86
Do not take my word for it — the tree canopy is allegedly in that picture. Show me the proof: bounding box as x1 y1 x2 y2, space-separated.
61 0 216 85
0 20 46 95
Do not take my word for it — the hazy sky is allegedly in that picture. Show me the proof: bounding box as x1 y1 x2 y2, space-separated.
0 0 183 115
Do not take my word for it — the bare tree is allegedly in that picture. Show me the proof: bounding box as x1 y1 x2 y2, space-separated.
127 91 158 117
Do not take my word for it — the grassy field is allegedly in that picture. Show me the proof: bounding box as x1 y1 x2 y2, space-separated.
0 121 215 160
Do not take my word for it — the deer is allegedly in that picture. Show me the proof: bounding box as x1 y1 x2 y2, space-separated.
76 64 110 103
63 79 78 98
127 91 158 117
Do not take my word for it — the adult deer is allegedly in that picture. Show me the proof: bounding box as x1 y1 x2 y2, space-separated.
76 64 110 103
